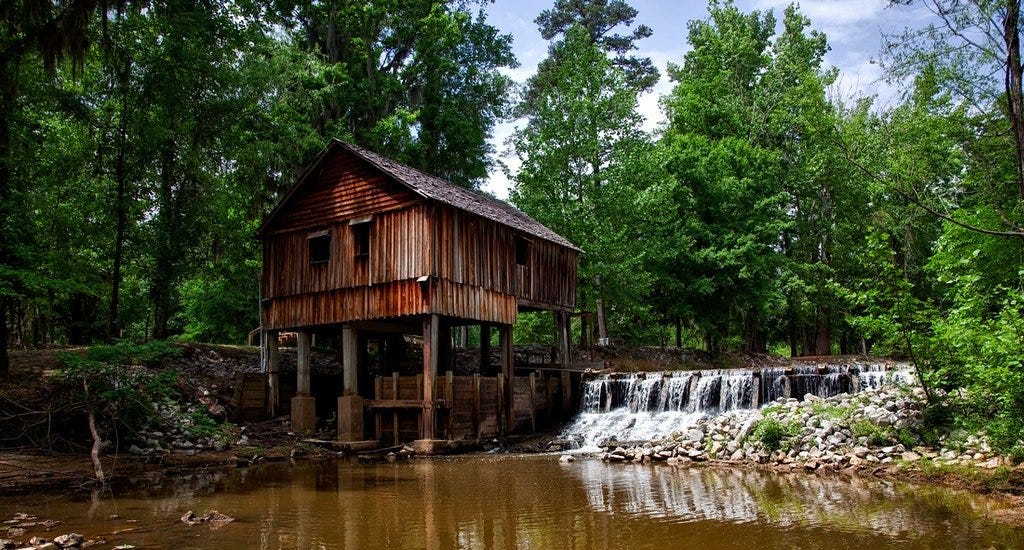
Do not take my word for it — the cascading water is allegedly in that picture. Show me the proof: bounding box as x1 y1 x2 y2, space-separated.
561 362 913 452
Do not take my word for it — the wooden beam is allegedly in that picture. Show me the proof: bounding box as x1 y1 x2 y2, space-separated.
296 330 311 396
263 330 280 417
367 399 449 409
480 323 491 375
500 324 514 433
422 314 439 439
341 325 358 395
555 311 572 414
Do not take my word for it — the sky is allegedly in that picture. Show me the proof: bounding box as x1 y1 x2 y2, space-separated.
479 0 934 199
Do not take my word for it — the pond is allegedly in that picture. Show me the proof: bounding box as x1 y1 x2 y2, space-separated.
1 455 1022 549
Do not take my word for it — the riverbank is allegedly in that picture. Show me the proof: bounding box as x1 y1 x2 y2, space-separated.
583 382 1024 511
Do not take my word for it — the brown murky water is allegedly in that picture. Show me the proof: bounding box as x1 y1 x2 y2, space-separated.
1 455 1022 549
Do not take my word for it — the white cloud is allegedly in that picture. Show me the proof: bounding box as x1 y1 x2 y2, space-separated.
751 0 884 27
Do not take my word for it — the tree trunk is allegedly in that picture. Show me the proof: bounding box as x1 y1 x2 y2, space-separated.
107 62 131 341
674 317 682 348
594 276 608 344
0 59 14 376
151 139 176 340
0 298 8 377
1004 0 1024 202
86 406 106 484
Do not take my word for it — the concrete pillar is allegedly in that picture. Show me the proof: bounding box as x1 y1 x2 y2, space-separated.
337 325 362 442
263 330 280 418
292 330 315 435
337 395 364 442
500 324 514 433
422 314 439 440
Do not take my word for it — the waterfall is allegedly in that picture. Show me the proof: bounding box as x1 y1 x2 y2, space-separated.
561 362 913 451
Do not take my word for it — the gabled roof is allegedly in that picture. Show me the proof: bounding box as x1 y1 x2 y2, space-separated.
259 139 580 251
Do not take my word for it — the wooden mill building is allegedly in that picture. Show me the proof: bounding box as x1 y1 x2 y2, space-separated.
257 139 579 448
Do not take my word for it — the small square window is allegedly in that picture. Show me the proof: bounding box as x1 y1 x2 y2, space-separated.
308 231 331 264
515 236 530 266
353 221 370 258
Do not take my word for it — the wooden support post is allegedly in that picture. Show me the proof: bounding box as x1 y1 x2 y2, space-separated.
445 371 454 439
496 374 505 435
296 331 311 396
392 372 400 444
374 376 383 442
528 371 537 432
263 330 279 418
555 311 571 415
500 324 514 433
341 325 358 395
422 314 439 440
473 374 481 439
480 323 491 374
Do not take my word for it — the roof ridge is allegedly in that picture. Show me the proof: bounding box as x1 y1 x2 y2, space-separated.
334 140 580 251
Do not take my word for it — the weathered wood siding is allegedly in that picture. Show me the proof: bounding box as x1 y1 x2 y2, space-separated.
261 147 578 330
263 149 419 236
430 204 577 312
263 205 430 299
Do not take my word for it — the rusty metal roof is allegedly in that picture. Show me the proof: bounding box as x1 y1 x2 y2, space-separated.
339 140 579 251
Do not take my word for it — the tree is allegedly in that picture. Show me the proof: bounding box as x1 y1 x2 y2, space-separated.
882 0 1024 237
660 0 786 353
0 0 138 375
279 0 517 188
533 0 658 92
512 25 659 342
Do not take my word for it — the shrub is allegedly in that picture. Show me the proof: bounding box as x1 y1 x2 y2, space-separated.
753 416 799 452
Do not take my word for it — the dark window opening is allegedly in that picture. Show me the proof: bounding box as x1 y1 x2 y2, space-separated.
308 232 331 264
515 236 531 266
353 221 370 258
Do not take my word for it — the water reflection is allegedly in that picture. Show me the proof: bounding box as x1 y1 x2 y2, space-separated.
0 456 1021 550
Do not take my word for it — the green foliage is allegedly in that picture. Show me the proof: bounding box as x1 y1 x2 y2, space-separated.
809 402 851 421
849 420 919 448
512 24 664 342
751 414 800 451
182 407 220 438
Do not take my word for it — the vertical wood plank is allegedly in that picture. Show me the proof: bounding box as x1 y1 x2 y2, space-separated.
500 324 514 433
422 314 439 440
296 331 311 396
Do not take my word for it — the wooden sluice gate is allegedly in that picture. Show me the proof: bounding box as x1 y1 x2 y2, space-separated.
371 370 574 446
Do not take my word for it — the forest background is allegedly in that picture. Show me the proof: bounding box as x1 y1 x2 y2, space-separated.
2 0 1023 452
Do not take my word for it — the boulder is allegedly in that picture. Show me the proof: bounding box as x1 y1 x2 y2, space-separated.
53 534 85 549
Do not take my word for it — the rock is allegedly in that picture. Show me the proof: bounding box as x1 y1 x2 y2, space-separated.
54 534 85 548
901 451 922 462
559 454 575 463
0 541 13 550
688 429 704 443
981 457 1004 469
180 510 234 528
853 446 870 458
804 460 819 471
804 393 822 402
729 449 745 461
30 538 50 546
